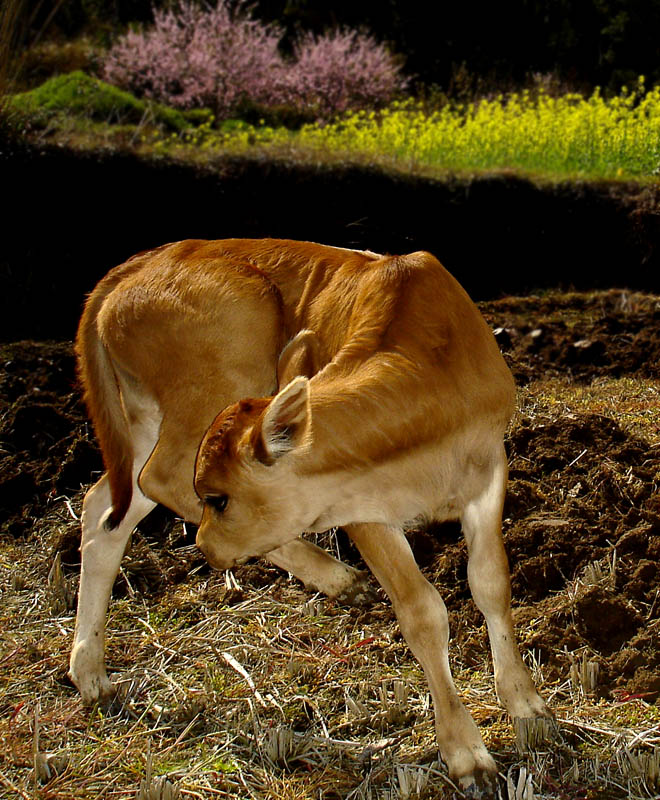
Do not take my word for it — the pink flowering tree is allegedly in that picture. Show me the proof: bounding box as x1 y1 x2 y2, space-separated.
284 29 408 118
102 3 408 120
102 1 286 117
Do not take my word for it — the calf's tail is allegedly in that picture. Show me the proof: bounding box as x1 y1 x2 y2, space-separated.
75 275 134 528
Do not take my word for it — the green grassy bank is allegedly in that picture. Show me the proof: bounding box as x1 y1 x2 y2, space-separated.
7 72 660 184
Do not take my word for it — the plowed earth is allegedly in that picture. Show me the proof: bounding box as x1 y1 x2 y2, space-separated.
1 288 659 710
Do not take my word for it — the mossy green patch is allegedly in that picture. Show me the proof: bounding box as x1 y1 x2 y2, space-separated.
8 70 189 131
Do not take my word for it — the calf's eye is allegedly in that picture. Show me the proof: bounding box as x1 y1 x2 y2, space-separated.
206 494 229 514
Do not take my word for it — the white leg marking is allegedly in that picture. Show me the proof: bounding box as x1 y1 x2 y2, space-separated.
345 523 497 790
69 402 161 705
69 477 155 703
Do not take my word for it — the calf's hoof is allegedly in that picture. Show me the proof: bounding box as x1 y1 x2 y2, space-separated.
68 650 116 707
462 778 496 799
442 742 498 798
334 570 379 607
69 671 116 706
458 762 498 798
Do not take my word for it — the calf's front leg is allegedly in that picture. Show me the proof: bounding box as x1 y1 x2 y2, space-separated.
461 454 551 722
345 522 497 792
266 537 377 606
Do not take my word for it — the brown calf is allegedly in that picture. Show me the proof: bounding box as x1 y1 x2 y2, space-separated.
71 239 550 792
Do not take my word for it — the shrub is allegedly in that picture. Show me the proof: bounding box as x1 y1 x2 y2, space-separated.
102 1 285 118
283 29 408 118
102 2 407 121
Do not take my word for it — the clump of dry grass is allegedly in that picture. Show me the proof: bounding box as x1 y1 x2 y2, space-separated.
517 377 660 447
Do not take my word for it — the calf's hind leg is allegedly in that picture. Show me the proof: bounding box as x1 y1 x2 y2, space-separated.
69 388 160 705
69 475 155 704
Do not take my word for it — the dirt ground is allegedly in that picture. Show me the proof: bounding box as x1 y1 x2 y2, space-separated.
1 287 659 798
1 289 659 698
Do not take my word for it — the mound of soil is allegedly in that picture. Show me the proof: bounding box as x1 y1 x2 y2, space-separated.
0 341 102 536
1 291 658 703
416 411 660 702
481 289 660 383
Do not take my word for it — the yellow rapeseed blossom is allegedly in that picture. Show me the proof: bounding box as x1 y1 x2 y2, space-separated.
292 84 660 180
177 81 660 180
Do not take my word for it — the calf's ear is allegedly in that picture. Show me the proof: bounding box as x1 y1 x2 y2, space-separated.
277 329 320 387
258 376 311 462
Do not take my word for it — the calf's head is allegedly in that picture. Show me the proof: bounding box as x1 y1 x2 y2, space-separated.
194 376 314 569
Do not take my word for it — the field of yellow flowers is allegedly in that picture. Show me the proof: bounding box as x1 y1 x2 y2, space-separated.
195 80 660 182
